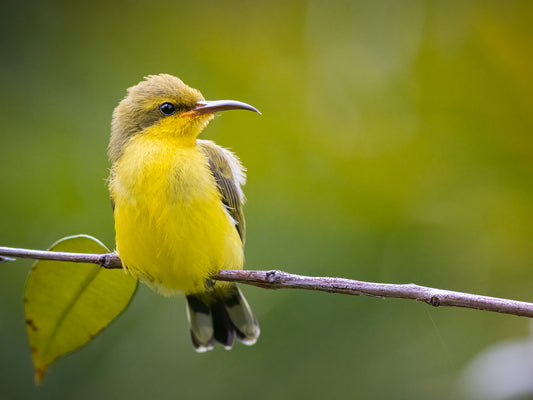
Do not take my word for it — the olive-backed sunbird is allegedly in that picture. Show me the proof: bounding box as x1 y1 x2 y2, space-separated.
108 74 261 351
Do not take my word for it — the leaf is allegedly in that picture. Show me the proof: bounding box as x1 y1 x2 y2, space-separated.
24 234 137 384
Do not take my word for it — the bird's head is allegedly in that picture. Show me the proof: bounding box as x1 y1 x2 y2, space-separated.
109 74 260 163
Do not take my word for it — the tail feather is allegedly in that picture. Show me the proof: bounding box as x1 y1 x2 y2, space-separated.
186 284 259 352
211 301 235 349
224 287 260 345
185 295 215 352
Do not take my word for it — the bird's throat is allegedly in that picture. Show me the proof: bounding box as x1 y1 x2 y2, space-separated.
144 113 214 148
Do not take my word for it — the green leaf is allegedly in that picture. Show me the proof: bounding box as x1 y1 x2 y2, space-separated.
24 234 137 384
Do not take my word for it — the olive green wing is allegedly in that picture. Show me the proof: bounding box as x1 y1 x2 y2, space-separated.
198 140 247 245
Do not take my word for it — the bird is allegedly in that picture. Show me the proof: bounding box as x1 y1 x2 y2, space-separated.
107 74 261 351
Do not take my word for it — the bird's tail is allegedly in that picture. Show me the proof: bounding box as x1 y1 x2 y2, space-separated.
185 283 260 352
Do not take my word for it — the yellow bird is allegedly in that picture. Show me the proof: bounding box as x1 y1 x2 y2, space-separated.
108 74 260 351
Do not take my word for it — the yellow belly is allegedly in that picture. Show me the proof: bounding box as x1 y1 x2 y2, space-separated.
109 134 243 296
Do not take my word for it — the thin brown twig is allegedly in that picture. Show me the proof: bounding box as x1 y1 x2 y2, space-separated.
0 246 122 269
2 246 533 318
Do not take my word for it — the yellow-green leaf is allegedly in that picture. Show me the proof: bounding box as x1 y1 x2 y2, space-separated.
24 234 137 384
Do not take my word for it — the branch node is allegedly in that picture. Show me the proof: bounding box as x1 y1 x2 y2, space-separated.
98 253 122 269
98 254 111 268
430 296 441 307
266 270 283 283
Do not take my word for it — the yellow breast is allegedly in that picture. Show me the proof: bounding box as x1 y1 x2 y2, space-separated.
109 132 243 296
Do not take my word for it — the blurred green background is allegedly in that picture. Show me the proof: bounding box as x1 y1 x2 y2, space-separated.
1 0 533 399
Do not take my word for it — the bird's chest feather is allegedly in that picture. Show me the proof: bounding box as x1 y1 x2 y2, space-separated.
112 136 219 210
110 135 243 294
110 134 233 256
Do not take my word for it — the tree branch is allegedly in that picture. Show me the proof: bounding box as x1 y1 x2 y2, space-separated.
2 246 533 318
0 246 122 269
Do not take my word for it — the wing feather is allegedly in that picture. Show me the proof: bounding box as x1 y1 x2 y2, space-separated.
198 140 247 245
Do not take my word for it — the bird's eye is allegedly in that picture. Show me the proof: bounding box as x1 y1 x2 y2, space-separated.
159 102 176 116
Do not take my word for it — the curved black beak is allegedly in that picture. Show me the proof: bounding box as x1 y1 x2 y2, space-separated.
190 100 261 116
